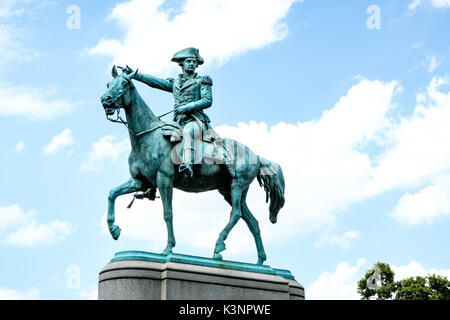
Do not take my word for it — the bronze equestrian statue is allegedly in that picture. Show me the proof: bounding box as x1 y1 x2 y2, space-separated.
100 48 285 265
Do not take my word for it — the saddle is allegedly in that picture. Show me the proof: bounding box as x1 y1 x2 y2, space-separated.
161 120 235 177
127 121 236 208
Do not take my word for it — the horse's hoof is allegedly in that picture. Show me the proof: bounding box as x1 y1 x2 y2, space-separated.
162 247 173 256
213 253 223 261
257 254 267 265
214 241 226 254
110 225 121 240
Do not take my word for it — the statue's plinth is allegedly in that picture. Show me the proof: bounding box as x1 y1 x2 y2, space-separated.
98 251 304 300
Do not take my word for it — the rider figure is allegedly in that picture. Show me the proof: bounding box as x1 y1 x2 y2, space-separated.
123 47 213 177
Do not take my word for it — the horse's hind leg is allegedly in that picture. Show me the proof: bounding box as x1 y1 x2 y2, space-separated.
241 187 267 265
107 178 142 240
214 183 244 260
157 170 175 255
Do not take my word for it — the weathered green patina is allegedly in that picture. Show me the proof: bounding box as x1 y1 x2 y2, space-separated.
111 251 295 280
121 47 213 178
100 48 286 265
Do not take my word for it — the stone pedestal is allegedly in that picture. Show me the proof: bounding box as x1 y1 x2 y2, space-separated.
98 251 304 300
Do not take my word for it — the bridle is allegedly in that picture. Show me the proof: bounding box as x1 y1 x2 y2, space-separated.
105 76 165 137
105 84 129 126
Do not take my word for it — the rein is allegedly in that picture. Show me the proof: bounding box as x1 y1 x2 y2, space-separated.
107 108 165 137
105 80 169 137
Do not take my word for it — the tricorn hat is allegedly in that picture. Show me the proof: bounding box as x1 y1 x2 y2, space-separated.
171 47 204 65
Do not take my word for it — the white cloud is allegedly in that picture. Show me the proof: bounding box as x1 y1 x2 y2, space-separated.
0 24 39 67
0 2 73 120
0 0 46 18
307 258 366 300
406 0 450 10
14 140 24 152
3 220 74 247
0 0 50 68
0 204 36 230
425 54 441 73
0 287 39 300
43 129 75 155
431 0 450 8
315 230 361 249
88 0 299 75
392 261 450 280
408 0 422 11
0 204 73 247
391 174 450 224
0 3 74 121
357 76 450 227
0 84 75 120
0 0 22 18
366 77 450 196
81 135 130 172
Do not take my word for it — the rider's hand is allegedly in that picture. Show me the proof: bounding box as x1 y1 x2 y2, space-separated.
121 65 134 75
174 103 194 116
174 106 187 116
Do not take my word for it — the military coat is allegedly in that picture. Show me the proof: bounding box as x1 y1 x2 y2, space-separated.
134 72 213 126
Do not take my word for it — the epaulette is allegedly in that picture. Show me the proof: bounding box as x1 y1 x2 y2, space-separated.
166 77 175 84
200 75 213 86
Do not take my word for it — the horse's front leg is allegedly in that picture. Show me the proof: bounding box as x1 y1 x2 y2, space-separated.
107 178 143 240
156 170 175 255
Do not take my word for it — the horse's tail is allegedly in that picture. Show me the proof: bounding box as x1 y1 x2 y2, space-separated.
257 156 285 224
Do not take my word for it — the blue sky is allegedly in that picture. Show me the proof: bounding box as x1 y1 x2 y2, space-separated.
0 0 449 299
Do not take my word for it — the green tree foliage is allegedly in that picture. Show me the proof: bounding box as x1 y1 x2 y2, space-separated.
427 275 450 300
357 262 395 300
357 262 450 300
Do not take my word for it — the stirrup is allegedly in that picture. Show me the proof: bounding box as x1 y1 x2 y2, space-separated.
127 188 158 209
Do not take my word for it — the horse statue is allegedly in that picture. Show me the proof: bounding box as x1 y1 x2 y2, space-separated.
100 66 285 265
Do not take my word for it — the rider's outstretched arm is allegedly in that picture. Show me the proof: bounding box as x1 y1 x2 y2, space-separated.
134 72 174 93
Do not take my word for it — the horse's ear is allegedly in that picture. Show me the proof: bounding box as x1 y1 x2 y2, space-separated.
111 65 118 78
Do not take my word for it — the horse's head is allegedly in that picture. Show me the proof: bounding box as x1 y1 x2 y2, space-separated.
100 65 138 116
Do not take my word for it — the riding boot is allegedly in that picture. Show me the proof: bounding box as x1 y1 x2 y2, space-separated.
179 145 194 177
179 119 203 178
